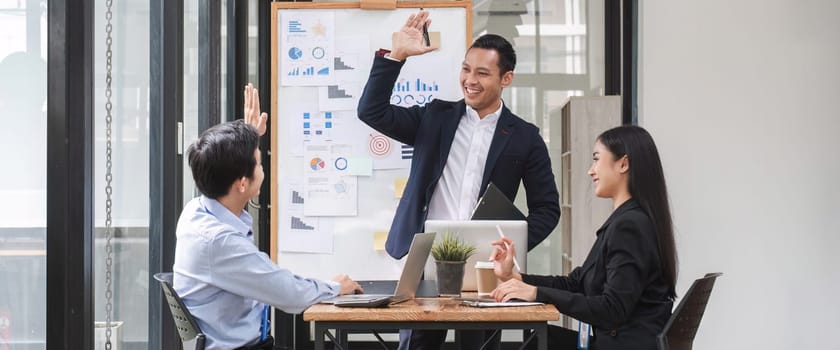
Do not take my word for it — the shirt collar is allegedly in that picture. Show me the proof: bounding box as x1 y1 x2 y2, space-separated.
465 100 503 124
199 195 254 237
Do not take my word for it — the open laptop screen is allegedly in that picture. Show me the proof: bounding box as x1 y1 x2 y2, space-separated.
323 232 436 304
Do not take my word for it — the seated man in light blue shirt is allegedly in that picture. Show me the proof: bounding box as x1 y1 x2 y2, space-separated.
174 84 362 350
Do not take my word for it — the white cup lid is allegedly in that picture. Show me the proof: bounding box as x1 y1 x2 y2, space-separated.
475 261 494 269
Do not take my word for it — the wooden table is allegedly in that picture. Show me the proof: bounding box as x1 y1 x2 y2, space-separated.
304 295 560 350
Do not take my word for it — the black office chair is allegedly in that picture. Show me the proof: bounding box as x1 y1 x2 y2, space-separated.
657 272 723 350
153 272 206 350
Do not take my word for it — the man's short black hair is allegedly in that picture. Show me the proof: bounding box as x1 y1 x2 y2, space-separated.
187 120 260 199
470 34 517 75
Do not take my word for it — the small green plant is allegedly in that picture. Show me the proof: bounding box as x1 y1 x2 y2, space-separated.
431 233 476 262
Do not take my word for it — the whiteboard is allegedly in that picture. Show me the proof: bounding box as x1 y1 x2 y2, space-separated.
270 2 472 281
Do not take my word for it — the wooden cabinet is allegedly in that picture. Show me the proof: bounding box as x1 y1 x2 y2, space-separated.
560 96 620 269
558 96 621 326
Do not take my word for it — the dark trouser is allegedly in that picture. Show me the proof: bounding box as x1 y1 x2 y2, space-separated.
400 326 579 350
398 329 501 350
235 335 274 350
522 326 578 350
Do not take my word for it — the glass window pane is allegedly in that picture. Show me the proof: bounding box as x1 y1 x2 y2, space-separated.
247 0 260 236
0 0 47 347
94 0 151 348
473 0 605 278
473 1 535 73
220 0 228 122
184 0 200 204
249 0 259 89
537 0 589 74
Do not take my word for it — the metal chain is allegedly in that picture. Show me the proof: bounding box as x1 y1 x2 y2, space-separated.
104 0 115 348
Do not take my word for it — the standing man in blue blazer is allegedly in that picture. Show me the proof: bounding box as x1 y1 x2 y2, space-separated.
357 11 561 349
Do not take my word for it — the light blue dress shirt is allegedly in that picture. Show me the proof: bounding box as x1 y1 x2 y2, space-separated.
173 196 340 350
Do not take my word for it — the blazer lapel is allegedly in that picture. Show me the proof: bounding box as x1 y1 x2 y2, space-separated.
580 199 641 278
426 101 465 200
479 106 516 194
438 101 465 171
576 235 604 278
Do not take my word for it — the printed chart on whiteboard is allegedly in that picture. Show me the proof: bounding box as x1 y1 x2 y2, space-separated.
282 183 335 254
273 6 469 259
280 10 336 86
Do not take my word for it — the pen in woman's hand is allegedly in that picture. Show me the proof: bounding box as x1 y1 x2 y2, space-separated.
495 224 522 272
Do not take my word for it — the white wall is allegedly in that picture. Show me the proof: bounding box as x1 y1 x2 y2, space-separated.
639 0 840 348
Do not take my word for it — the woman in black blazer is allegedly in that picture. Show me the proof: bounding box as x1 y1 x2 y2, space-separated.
490 125 678 350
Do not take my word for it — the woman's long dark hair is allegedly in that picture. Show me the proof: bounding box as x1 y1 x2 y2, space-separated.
597 126 678 299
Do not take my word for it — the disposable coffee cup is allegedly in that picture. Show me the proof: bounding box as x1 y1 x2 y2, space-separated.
475 261 497 296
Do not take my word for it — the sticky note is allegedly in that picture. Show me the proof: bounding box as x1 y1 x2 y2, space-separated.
346 157 373 176
373 231 388 251
394 177 408 198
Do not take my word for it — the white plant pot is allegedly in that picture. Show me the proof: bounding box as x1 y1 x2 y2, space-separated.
94 321 123 350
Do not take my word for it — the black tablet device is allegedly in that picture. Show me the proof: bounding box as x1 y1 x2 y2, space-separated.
471 182 526 221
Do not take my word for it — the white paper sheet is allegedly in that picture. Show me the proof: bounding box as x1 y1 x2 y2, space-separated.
349 52 457 170
318 83 361 111
303 143 358 216
390 52 459 108
317 36 370 111
366 131 413 170
289 110 370 157
280 11 335 86
279 183 335 254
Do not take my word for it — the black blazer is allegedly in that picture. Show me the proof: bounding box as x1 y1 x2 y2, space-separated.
357 55 560 259
522 199 673 350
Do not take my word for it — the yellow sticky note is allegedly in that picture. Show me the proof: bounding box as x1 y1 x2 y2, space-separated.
394 178 408 198
373 231 388 251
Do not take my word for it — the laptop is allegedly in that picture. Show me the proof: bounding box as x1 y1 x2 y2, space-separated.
423 220 527 291
471 182 527 221
323 232 436 305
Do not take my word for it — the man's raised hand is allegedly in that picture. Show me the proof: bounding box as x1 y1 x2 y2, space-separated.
389 11 436 61
243 83 268 136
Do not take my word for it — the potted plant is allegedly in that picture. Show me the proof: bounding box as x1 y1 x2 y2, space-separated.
431 233 476 296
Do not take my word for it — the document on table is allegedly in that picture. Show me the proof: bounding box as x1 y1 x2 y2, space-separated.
460 299 544 308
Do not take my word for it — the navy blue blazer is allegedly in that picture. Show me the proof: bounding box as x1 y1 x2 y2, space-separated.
358 56 560 259
523 199 674 350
